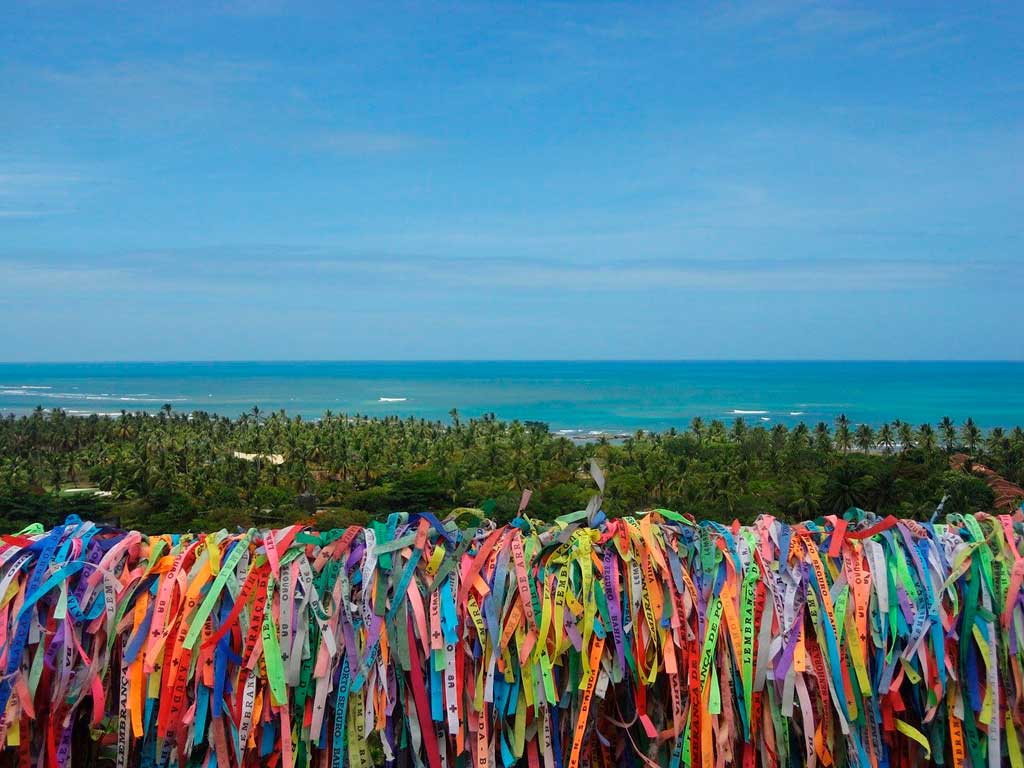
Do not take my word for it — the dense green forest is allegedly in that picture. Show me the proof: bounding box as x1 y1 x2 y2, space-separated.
1 406 1021 533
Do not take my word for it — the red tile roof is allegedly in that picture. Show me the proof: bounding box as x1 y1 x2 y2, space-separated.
950 453 1024 509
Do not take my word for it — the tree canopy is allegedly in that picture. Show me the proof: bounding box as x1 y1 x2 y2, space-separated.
2 407 1020 533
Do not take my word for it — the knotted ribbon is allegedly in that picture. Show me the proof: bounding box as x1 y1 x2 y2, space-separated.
0 506 1021 768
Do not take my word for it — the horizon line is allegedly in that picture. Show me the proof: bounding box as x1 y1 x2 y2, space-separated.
1 358 1023 365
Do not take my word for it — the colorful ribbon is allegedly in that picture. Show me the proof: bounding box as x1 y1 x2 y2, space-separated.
0 506 1022 768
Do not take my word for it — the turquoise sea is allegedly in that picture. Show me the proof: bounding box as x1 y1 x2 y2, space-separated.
1 361 1022 433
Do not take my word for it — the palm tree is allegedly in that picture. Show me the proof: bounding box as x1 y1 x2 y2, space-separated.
689 417 705 444
822 463 867 514
707 471 738 515
877 424 895 454
834 422 852 453
789 423 810 450
898 422 915 453
65 451 82 484
768 424 788 468
961 417 982 455
708 420 727 443
730 417 747 443
986 427 1007 463
916 423 936 452
787 476 821 519
46 452 65 491
854 424 875 453
116 412 132 440
862 467 902 513
813 422 832 452
939 417 956 452
1 456 31 492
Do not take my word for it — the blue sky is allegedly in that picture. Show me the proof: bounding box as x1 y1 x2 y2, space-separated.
2 1 1022 361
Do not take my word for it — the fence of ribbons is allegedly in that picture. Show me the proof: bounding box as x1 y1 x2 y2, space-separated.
0 505 1022 768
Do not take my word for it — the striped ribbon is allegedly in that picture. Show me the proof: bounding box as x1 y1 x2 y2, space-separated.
0 506 1021 768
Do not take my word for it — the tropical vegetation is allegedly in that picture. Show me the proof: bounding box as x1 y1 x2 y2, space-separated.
1 406 1020 533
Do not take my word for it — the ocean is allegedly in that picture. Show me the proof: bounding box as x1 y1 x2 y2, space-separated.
1 361 1022 433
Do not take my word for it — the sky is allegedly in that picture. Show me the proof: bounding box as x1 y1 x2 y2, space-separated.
1 1 1022 361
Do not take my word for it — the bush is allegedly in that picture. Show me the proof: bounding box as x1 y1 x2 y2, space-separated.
941 471 996 515
605 471 648 516
312 508 371 529
454 480 503 509
530 482 592 520
251 485 294 510
348 485 392 514
204 483 242 508
388 469 451 511
191 507 254 532
120 500 190 535
0 491 66 532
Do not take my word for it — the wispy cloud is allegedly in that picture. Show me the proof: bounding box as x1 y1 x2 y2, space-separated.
0 164 85 218
213 0 290 16
705 0 879 34
37 56 264 92
288 253 983 293
306 131 428 155
12 55 428 158
0 209 62 219
0 171 82 189
18 56 269 133
4 248 1007 300
705 0 965 59
854 21 966 58
3 260 134 291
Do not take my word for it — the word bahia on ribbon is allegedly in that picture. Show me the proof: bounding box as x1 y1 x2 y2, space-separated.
0 504 1022 768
